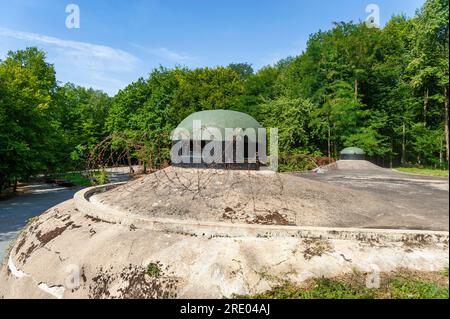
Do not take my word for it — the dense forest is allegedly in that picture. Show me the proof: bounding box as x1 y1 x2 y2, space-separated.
0 0 448 192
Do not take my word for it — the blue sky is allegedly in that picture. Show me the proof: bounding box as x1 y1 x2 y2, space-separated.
0 0 425 95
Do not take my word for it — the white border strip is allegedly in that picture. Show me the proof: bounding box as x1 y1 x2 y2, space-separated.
74 183 449 244
8 255 65 299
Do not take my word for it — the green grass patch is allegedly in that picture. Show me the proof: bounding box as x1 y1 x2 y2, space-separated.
243 279 379 299
388 277 448 299
395 167 449 177
90 170 109 186
61 172 92 187
40 170 111 188
146 263 162 278
237 270 449 299
49 171 109 187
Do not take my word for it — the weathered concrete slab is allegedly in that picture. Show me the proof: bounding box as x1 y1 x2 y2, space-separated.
91 166 449 231
0 198 448 299
298 161 449 231
74 183 449 244
1 166 448 299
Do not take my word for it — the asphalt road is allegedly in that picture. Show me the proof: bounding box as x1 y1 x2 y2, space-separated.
298 167 449 231
0 184 81 261
0 168 135 262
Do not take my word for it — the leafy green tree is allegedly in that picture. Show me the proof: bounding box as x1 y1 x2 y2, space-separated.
409 0 449 162
240 65 282 119
260 97 315 154
313 80 362 157
411 123 446 166
1 0 449 187
173 66 244 115
228 63 254 81
0 48 58 191
57 83 111 169
106 77 151 134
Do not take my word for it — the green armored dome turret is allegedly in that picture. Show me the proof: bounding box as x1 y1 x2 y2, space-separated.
340 147 365 160
171 110 264 169
172 110 262 143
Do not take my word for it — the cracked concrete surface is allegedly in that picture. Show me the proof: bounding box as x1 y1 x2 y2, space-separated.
93 165 448 231
0 199 448 298
0 165 448 299
298 161 449 231
93 166 416 230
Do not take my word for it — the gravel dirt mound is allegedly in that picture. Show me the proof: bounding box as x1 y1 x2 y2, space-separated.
92 166 393 228
324 160 384 171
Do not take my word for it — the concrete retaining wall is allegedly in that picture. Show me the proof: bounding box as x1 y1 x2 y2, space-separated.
74 183 449 244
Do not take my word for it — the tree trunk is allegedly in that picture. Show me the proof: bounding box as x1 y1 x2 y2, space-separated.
390 138 394 168
332 123 337 158
354 79 358 99
424 89 429 126
126 149 134 174
401 122 406 165
327 125 331 158
13 178 18 193
444 86 449 163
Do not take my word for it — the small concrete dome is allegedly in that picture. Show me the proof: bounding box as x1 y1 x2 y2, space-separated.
172 110 262 143
341 147 365 155
340 147 366 160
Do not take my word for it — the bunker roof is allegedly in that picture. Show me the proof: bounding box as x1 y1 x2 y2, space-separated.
172 110 263 142
340 147 366 155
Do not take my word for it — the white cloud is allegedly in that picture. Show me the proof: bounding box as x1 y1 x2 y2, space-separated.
131 43 195 64
151 47 192 63
0 27 140 95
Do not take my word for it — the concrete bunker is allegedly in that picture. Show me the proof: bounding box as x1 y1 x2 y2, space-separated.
171 110 266 170
340 147 366 161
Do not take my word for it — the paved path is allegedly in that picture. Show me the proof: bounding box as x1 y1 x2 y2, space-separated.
0 168 136 262
298 166 449 231
0 184 81 261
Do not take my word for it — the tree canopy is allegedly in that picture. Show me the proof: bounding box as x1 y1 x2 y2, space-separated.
0 0 448 192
